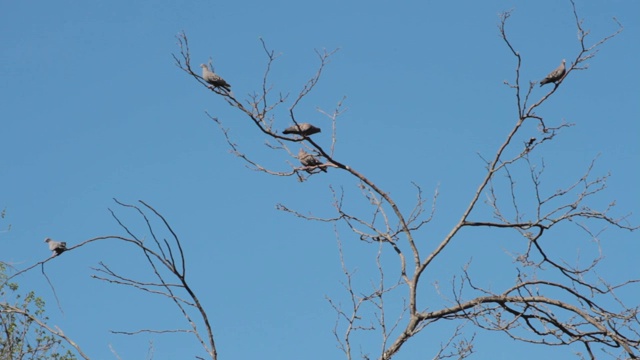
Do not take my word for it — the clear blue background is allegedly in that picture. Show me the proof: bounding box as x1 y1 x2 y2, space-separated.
1 1 638 359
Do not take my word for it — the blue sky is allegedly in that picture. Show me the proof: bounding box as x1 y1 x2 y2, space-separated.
1 1 639 359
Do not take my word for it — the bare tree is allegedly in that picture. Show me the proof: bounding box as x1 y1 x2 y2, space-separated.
174 1 638 359
2 200 217 360
3 2 637 360
90 199 218 360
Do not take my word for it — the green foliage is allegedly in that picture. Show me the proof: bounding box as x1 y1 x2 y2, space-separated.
1 262 78 359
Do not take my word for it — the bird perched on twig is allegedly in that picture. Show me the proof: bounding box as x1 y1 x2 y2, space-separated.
526 137 536 147
539 59 566 87
45 238 67 256
200 64 231 91
283 123 321 137
298 148 327 173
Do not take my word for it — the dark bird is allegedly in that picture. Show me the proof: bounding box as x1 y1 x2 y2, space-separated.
539 59 566 87
526 137 536 147
283 123 321 137
298 148 327 173
200 64 231 91
45 238 67 256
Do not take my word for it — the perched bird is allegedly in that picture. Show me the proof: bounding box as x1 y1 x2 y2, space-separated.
298 148 327 173
525 137 536 151
44 238 67 256
283 123 321 137
200 64 231 91
539 59 566 87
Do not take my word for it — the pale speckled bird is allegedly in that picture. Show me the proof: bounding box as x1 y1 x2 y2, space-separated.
200 64 231 91
283 123 321 137
298 148 327 173
540 59 566 87
45 238 67 256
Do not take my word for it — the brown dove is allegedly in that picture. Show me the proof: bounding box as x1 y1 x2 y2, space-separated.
283 123 321 137
45 238 67 256
200 64 231 91
540 59 566 87
298 148 327 173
